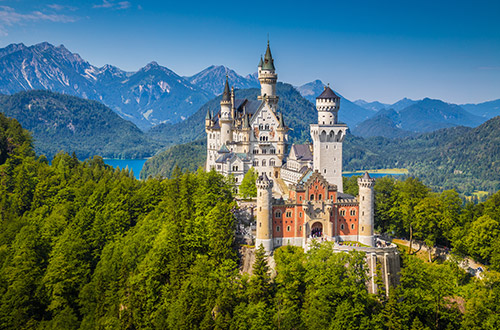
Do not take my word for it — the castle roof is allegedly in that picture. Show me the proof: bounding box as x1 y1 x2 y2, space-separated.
258 55 263 68
362 171 371 180
291 144 313 161
317 85 339 99
222 76 231 102
205 107 211 120
262 42 275 71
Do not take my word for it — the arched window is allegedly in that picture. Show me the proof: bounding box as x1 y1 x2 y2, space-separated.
310 194 314 200
299 196 303 201
351 224 355 230
340 209 346 216
270 159 275 166
286 211 292 218
276 226 280 232
265 124 269 130
318 194 322 200
259 124 263 130
262 160 267 166
350 209 356 216
340 224 344 230
287 226 291 232
275 210 282 218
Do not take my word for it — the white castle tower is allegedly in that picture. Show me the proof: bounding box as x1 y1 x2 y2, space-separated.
219 77 233 145
358 172 375 247
258 41 278 110
310 85 347 192
255 172 273 254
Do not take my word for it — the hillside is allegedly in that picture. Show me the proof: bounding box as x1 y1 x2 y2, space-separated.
461 98 500 119
345 116 500 193
352 98 486 138
0 90 157 159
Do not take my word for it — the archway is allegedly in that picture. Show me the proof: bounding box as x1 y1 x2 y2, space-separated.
311 222 323 238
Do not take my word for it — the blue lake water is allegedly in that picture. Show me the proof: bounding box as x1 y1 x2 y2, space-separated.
102 159 405 181
103 159 147 179
343 172 406 178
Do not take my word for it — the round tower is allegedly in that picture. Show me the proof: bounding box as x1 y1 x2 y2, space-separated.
256 172 274 254
220 77 233 145
316 84 340 125
258 41 278 108
358 172 375 247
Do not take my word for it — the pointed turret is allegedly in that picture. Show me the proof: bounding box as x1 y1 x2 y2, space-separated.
222 76 231 103
258 55 263 68
278 112 285 127
205 107 212 127
262 41 275 71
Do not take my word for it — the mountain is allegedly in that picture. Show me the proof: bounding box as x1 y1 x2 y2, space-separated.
296 80 376 127
390 97 418 111
0 42 212 130
460 99 500 119
352 98 486 138
185 65 259 96
353 99 389 111
0 90 157 159
351 109 416 138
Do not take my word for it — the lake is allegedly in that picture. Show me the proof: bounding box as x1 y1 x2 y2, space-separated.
102 159 405 181
103 159 147 180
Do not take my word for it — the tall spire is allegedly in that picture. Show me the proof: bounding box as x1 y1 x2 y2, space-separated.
205 107 211 120
258 55 263 68
262 41 275 71
222 75 231 102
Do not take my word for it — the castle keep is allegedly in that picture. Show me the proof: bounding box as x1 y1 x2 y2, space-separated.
206 42 376 253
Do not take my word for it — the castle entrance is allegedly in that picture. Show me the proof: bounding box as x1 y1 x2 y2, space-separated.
311 222 323 238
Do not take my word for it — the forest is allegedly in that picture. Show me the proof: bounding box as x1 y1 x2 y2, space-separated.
1 113 500 329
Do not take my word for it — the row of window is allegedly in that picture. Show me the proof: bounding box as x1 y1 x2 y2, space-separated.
275 210 294 218
253 148 276 154
253 159 276 167
258 124 271 130
340 223 356 230
274 223 356 232
339 209 357 216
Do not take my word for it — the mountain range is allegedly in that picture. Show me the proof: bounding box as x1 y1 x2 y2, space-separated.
352 98 485 138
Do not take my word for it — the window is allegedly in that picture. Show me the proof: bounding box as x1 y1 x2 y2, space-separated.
262 160 267 166
340 209 346 216
299 225 302 231
310 194 314 200
259 222 261 227
287 226 291 232
351 224 355 230
276 226 280 232
362 196 365 201
275 210 282 218
259 124 263 130
232 165 238 171
265 124 269 130
299 196 303 201
270 159 275 166
318 194 322 200
286 211 292 218
350 209 356 216
253 160 259 166
270 149 276 154
362 226 364 232
340 224 345 230
299 212 302 218
262 149 267 154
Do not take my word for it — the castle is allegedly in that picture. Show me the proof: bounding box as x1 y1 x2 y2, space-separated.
205 42 376 253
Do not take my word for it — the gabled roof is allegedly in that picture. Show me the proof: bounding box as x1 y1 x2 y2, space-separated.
291 144 313 161
218 144 229 153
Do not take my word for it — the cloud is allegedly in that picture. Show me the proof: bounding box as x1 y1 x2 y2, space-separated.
93 0 131 10
47 4 78 12
0 6 77 35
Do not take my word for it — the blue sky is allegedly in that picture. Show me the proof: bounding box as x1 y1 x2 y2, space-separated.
0 0 499 104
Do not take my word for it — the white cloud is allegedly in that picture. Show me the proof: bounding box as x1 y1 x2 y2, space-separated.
93 0 131 10
0 6 77 36
47 4 78 12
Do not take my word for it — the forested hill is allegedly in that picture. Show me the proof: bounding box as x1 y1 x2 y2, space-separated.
344 116 500 193
143 116 500 194
0 90 158 159
147 82 317 146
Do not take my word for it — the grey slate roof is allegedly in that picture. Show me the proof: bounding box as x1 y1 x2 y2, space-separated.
292 144 313 161
222 77 231 102
317 86 339 99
